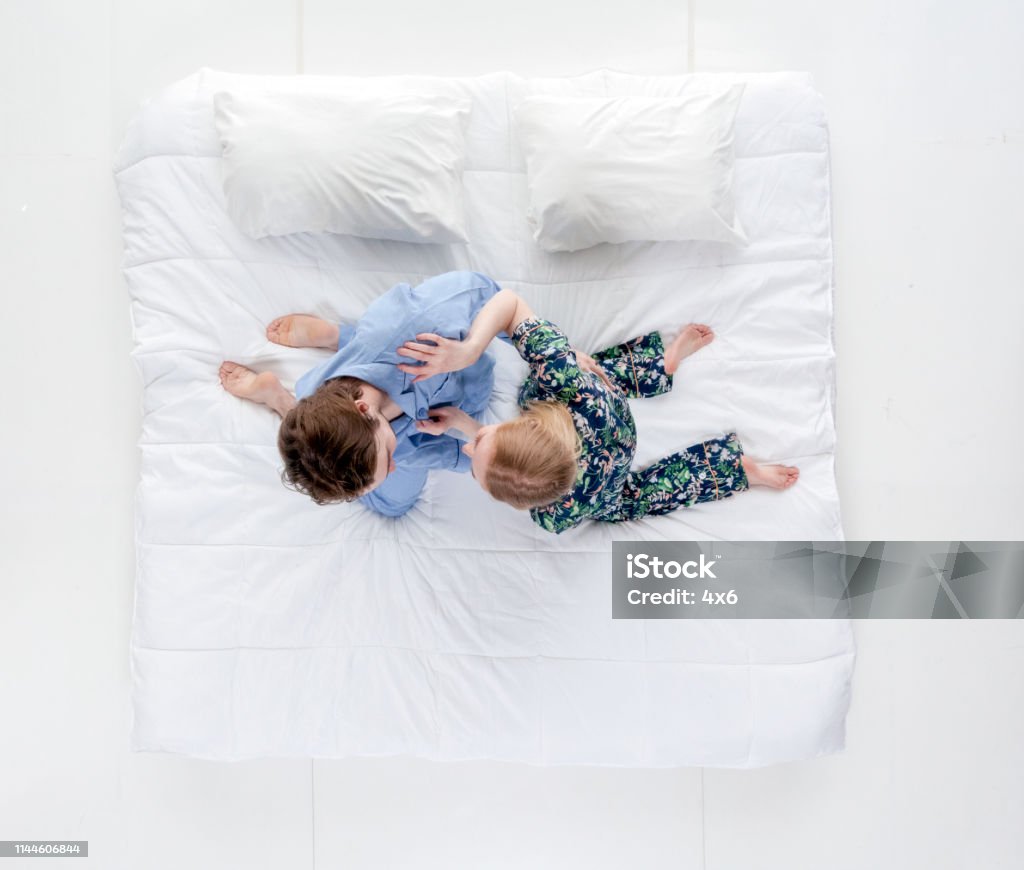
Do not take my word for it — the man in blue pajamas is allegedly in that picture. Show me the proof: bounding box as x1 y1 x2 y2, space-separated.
217 270 509 516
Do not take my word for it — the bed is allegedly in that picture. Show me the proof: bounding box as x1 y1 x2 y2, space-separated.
114 67 853 766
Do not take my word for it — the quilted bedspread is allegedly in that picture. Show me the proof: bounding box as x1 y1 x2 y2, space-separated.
115 67 853 766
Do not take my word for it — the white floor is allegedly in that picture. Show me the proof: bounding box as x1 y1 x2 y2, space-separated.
1 0 1023 867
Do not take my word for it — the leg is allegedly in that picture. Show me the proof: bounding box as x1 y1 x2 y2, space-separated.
591 332 674 398
266 315 342 349
589 323 715 398
218 361 296 418
598 432 750 522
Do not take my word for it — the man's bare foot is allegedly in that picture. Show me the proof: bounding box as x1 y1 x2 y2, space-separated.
665 323 715 374
742 457 800 489
266 314 340 350
219 361 296 418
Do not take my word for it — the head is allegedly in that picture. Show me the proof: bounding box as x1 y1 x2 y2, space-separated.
463 402 581 509
277 376 397 505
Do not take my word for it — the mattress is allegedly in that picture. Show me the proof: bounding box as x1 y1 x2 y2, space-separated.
114 67 854 766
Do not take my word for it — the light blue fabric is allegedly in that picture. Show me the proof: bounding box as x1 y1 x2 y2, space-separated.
294 270 508 517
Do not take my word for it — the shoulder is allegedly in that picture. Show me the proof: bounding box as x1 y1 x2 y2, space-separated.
511 317 569 349
511 319 577 375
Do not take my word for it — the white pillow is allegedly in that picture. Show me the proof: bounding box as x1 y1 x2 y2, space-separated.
513 86 748 253
212 91 472 243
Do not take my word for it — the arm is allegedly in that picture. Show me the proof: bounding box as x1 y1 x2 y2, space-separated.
396 289 535 383
574 348 616 393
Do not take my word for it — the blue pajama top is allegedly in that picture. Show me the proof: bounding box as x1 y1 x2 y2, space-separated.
294 270 506 517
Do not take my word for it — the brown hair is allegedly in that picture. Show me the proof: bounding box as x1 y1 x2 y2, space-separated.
484 402 581 509
277 376 379 505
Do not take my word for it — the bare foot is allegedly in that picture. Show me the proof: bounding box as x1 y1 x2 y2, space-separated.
266 314 340 350
218 361 296 418
665 323 715 374
742 457 800 489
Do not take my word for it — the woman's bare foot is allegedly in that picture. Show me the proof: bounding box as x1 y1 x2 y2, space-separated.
742 457 800 489
219 361 296 418
266 314 340 350
665 323 715 374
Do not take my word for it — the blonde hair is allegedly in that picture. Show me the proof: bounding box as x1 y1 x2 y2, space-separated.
484 402 581 509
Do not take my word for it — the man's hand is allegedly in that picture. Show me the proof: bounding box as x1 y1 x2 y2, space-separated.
574 348 616 393
414 405 478 437
397 333 482 382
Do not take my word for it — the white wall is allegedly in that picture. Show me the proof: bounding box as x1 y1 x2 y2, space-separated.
1 1 1022 867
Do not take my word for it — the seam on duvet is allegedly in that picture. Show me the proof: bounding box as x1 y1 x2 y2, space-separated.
121 254 833 279
112 147 828 175
745 646 756 766
664 353 836 364
504 74 512 171
129 351 837 378
138 432 834 445
133 644 858 665
822 106 844 541
135 497 838 550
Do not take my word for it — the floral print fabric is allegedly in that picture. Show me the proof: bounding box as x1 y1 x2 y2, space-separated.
512 317 749 534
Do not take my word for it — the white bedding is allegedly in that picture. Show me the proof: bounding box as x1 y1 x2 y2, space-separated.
115 67 853 766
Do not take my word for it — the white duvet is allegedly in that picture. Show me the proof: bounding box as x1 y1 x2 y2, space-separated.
115 67 853 766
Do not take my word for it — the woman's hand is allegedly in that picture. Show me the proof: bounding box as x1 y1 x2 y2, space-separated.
574 348 616 393
396 333 482 383
414 405 479 437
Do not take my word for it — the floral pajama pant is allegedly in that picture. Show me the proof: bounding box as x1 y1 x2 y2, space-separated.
590 331 750 523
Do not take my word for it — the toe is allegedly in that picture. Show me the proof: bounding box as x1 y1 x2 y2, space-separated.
693 325 714 346
267 316 300 346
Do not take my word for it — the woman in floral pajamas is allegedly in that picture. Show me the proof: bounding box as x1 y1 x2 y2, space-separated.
399 289 800 535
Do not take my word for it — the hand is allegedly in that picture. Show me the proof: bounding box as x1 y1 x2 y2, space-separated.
396 333 481 383
414 405 475 436
574 348 616 393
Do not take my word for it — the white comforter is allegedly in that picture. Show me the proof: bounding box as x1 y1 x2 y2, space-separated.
115 67 853 766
